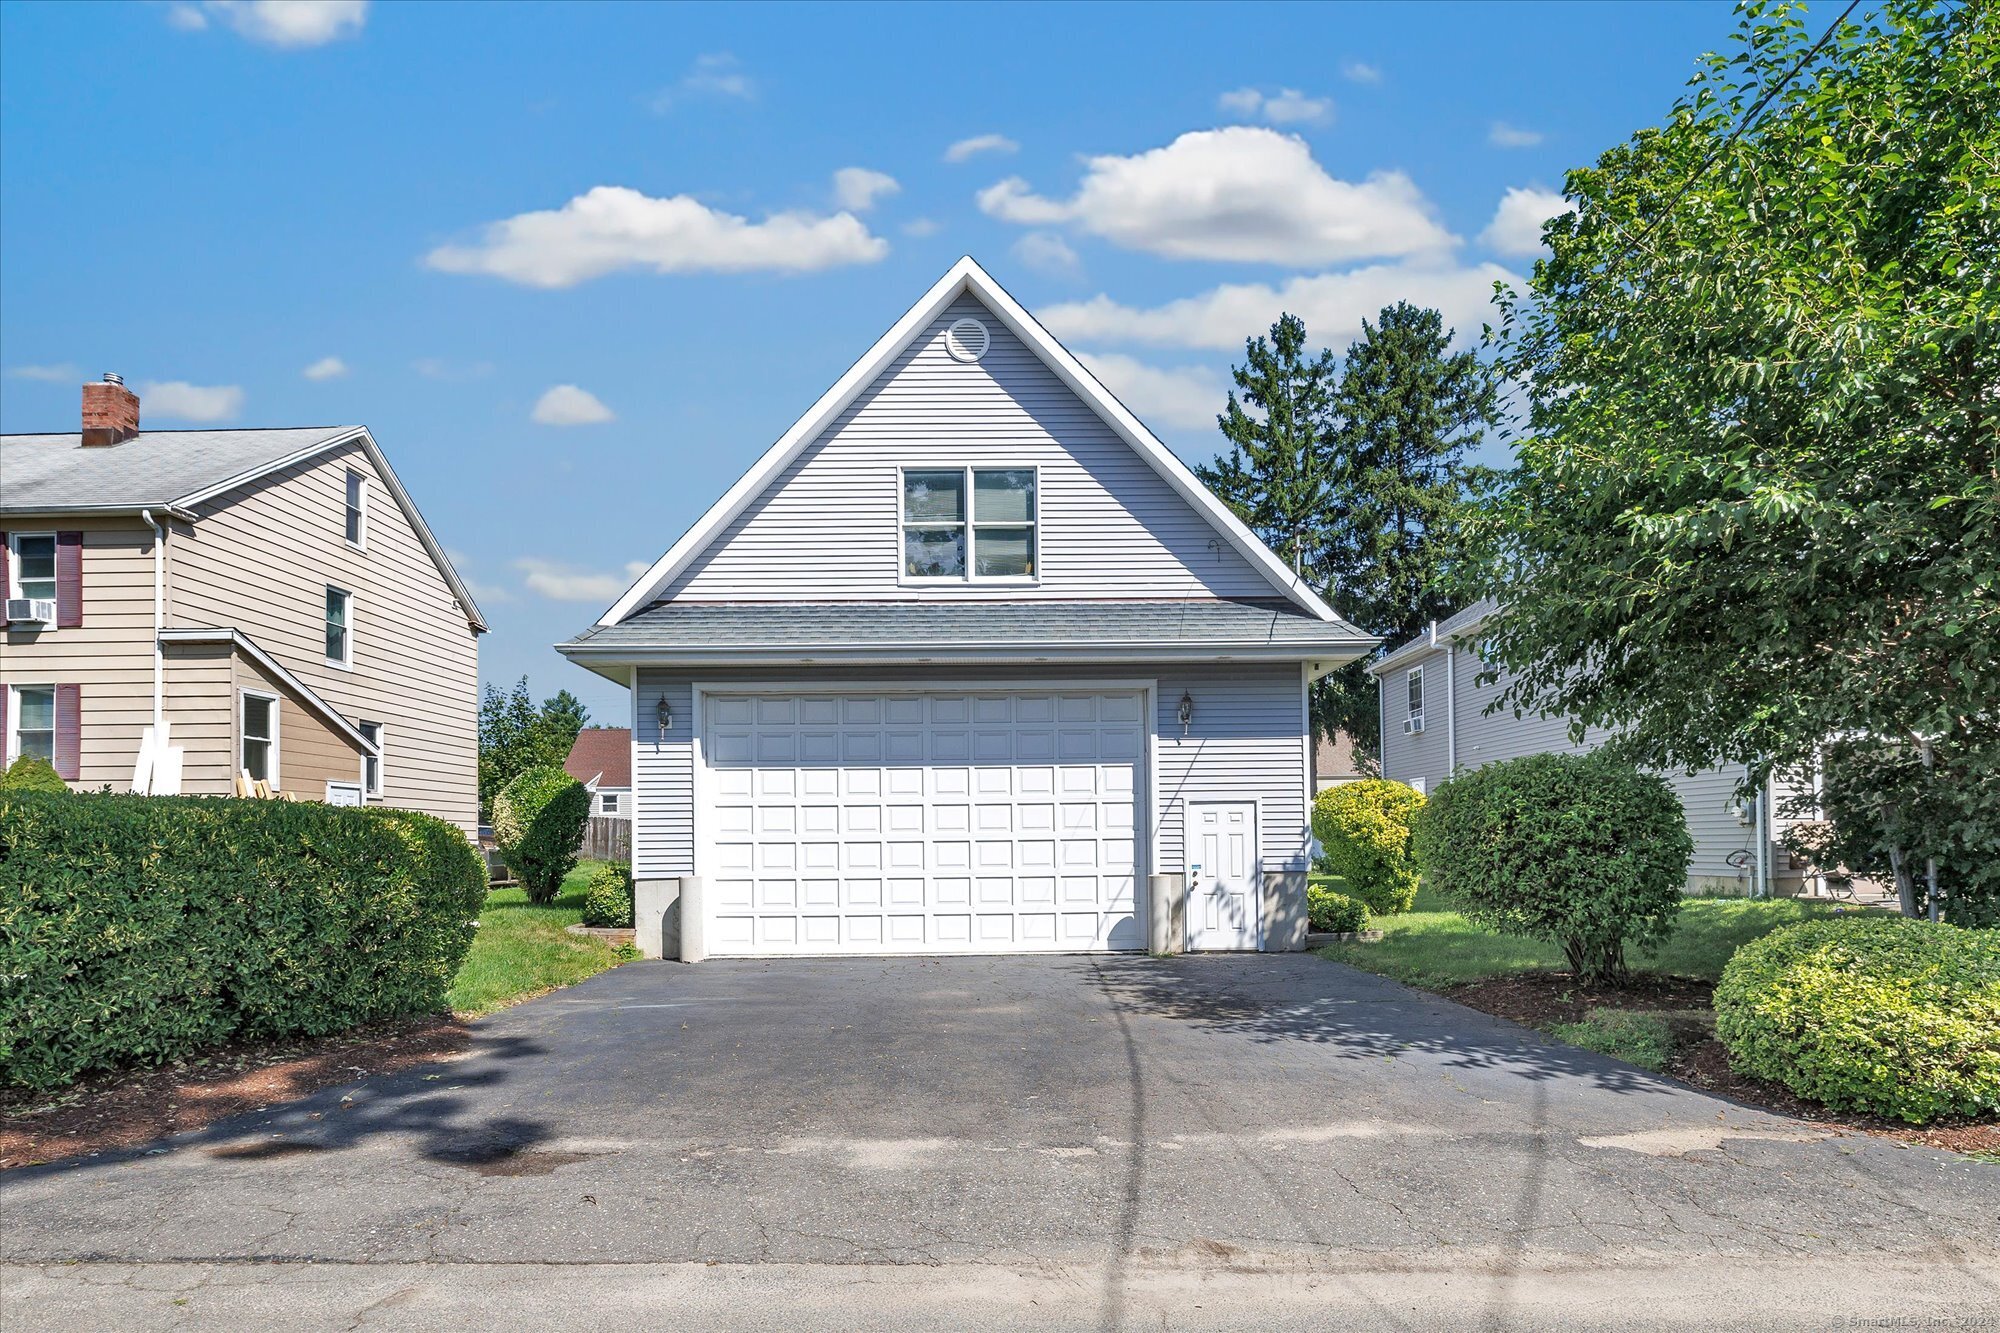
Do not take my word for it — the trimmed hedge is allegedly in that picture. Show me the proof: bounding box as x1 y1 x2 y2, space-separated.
0 789 485 1091
1307 883 1370 934
1311 779 1424 914
581 862 634 929
1715 917 2000 1124
0 755 68 794
492 765 590 904
1412 752 1692 985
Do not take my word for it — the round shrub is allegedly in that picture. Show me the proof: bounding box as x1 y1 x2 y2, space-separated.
581 862 634 929
1715 917 2000 1124
0 755 69 793
1307 882 1370 935
1312 779 1424 914
1412 752 1691 985
492 765 590 904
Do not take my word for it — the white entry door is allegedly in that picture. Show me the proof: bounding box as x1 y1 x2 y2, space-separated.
702 690 1146 955
1187 801 1258 951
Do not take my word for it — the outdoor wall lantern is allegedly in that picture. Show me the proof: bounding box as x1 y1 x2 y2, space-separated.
1178 690 1194 738
656 695 673 734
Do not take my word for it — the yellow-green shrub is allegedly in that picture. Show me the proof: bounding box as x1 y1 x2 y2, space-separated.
581 862 634 928
0 789 484 1090
1307 883 1370 934
492 765 590 904
1715 917 2000 1123
1312 779 1424 914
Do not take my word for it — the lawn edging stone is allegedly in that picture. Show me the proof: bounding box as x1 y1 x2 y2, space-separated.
1306 929 1384 947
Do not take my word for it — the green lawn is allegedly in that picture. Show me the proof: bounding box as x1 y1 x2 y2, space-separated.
1318 885 1869 988
447 860 629 1016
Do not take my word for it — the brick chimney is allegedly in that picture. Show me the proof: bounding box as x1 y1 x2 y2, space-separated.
81 372 140 447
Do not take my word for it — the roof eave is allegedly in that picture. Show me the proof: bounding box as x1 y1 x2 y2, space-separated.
0 503 199 521
556 640 1376 669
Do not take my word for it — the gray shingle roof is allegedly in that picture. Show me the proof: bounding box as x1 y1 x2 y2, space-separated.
562 599 1376 660
0 427 356 513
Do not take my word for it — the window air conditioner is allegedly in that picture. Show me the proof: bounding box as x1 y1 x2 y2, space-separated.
1403 715 1425 735
4 598 55 624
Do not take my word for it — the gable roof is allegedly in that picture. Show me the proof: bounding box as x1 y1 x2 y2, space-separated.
0 425 487 633
1366 600 1497 676
564 727 632 789
599 257 1343 627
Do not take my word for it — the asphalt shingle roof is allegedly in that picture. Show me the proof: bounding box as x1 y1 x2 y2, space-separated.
565 728 633 789
563 599 1374 655
0 427 356 513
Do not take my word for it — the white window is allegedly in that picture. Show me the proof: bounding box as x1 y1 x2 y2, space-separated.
1406 667 1425 731
343 469 367 547
599 791 621 816
325 586 352 667
901 467 1036 581
358 720 383 796
8 532 56 602
8 685 55 764
241 690 279 785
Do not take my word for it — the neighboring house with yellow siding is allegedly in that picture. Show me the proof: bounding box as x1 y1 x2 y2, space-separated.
0 374 484 833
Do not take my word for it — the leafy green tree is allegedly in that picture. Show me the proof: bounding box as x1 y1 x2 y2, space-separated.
492 764 591 903
1472 0 1997 921
477 678 589 821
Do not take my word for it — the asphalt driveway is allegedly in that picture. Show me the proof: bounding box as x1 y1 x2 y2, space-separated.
4 954 1996 1330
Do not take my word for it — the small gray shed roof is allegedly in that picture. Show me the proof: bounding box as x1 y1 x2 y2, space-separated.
0 427 356 514
561 599 1376 667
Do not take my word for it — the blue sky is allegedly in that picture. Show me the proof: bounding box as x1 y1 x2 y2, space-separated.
0 0 1742 721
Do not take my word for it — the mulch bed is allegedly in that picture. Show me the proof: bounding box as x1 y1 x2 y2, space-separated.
1443 971 2000 1159
0 1017 471 1171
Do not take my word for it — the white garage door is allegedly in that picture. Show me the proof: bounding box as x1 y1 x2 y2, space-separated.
702 690 1146 955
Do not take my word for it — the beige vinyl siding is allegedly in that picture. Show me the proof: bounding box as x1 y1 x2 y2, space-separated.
235 651 365 799
0 520 157 789
162 640 235 793
663 294 1277 604
633 663 1311 885
170 441 479 830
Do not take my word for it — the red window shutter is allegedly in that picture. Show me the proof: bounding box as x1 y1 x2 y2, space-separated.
0 531 10 629
55 684 81 781
56 531 83 628
0 684 8 758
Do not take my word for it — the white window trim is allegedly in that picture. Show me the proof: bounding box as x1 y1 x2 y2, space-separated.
7 531 58 604
240 687 281 788
6 683 57 766
325 585 354 670
344 469 368 550
897 464 1040 587
358 720 383 797
1406 665 1425 721
598 790 622 816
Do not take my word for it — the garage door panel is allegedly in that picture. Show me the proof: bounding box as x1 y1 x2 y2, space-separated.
703 689 1145 955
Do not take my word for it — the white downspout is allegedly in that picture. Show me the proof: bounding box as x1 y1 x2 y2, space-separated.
141 509 164 730
1445 641 1457 775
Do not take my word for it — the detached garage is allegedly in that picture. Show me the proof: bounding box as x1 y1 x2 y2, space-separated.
556 259 1377 958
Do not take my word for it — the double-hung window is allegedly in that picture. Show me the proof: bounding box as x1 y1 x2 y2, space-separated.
8 685 55 764
343 469 367 547
9 533 56 602
901 467 1036 581
1406 667 1425 726
358 720 383 796
241 690 278 784
325 586 352 667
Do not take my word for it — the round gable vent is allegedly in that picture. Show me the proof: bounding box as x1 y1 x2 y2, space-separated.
945 317 990 363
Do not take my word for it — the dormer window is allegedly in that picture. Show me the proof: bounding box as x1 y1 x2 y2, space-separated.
902 466 1036 582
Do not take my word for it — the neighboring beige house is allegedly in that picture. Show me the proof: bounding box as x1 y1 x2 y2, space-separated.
0 375 485 832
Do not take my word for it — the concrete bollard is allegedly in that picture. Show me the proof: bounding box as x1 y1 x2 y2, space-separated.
1148 873 1185 955
632 877 675 960
678 875 706 963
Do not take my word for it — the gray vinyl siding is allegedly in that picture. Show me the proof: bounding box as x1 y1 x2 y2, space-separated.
662 294 1276 604
1378 640 1796 892
633 662 1309 882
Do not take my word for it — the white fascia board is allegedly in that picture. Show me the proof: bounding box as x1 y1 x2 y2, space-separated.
557 642 1374 669
170 427 369 509
159 627 377 753
1367 601 1497 676
598 256 1344 627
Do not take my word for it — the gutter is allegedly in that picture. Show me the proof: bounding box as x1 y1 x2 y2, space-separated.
556 640 1379 669
0 503 197 522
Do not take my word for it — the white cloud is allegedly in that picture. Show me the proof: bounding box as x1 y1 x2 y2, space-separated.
140 380 245 422
1489 121 1544 149
181 1 368 48
944 133 1018 164
1341 61 1383 85
6 363 79 382
1011 232 1082 279
444 549 515 605
530 384 615 426
1480 186 1573 256
424 185 889 288
514 558 651 603
1039 261 1520 353
1076 353 1226 432
976 127 1453 266
901 217 941 238
1217 87 1333 127
651 52 754 109
302 355 348 381
832 167 900 212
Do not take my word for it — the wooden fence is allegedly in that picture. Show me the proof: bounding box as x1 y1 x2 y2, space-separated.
579 815 632 864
